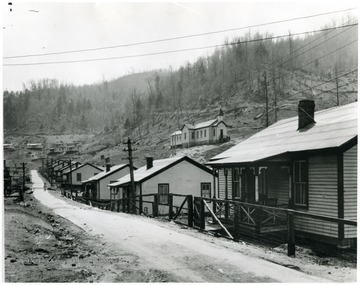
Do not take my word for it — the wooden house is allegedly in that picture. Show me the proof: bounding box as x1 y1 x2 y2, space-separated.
82 164 132 201
54 162 81 181
170 109 229 148
62 163 103 189
207 100 357 246
108 156 215 215
170 131 182 148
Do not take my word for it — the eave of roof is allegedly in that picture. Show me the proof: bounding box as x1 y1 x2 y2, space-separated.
208 102 358 165
82 164 131 183
108 156 213 187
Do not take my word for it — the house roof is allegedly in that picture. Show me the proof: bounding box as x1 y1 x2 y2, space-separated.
57 162 81 172
82 164 130 183
108 156 213 187
62 162 103 175
170 130 182 136
181 119 218 131
208 102 358 165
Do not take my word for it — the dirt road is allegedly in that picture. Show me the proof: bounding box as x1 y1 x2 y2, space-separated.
31 170 330 282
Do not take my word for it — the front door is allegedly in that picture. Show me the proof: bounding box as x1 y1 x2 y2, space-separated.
241 167 255 203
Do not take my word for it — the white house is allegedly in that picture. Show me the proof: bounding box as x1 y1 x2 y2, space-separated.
172 109 229 148
82 164 133 201
170 131 182 148
62 163 103 188
108 156 215 215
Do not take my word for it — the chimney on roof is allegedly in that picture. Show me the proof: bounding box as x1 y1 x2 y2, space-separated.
146 157 153 170
298 100 315 130
218 108 224 122
106 164 111 172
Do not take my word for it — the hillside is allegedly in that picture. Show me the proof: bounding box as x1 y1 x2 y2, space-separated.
3 17 358 168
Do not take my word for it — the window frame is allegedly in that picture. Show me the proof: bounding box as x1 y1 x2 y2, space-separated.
76 173 82 182
293 160 308 208
201 183 211 199
158 184 170 205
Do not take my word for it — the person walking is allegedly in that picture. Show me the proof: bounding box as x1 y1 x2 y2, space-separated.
44 182 47 191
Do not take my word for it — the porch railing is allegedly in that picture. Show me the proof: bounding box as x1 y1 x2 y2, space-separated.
62 192 356 257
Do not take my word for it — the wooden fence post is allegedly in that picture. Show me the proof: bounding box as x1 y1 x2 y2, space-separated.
169 194 173 220
212 199 217 223
127 197 130 214
153 195 159 217
200 199 205 230
139 195 143 215
187 195 193 227
287 211 295 257
233 203 241 241
117 200 120 212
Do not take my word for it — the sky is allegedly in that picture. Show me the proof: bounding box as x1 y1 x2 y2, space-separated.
2 0 358 91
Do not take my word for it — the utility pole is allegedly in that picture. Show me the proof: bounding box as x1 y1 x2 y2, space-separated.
263 71 269 127
20 162 26 202
69 159 73 197
122 138 137 214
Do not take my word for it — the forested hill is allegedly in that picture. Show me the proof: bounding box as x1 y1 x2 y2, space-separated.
4 17 358 138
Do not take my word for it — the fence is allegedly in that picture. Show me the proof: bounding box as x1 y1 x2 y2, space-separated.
61 191 356 257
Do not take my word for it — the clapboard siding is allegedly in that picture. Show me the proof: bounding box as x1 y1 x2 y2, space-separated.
295 154 338 238
266 167 289 206
344 145 357 238
218 168 232 200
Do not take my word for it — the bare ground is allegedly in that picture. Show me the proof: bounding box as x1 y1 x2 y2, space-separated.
3 171 357 282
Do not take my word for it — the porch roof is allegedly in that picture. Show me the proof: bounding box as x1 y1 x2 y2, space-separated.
208 102 357 165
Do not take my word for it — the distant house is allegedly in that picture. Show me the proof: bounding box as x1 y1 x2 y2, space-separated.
62 163 103 189
207 100 357 246
3 144 15 151
176 109 229 148
82 164 133 201
108 156 215 215
54 162 81 182
170 131 182 148
27 143 43 150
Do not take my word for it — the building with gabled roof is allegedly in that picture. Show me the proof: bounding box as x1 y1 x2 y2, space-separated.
171 109 230 148
108 156 215 215
82 164 133 201
62 162 103 188
207 100 357 246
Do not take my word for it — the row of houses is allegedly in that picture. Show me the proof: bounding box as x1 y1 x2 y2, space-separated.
49 100 357 247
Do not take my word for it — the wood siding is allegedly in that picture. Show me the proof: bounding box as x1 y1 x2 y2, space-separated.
295 154 338 238
218 168 232 200
344 145 357 238
266 167 289 206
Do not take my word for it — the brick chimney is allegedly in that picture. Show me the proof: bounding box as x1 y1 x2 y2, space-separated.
298 100 315 130
106 164 111 172
146 157 153 170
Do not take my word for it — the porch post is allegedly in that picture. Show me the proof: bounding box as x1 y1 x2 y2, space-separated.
212 169 217 199
224 168 229 219
281 166 292 200
254 167 259 202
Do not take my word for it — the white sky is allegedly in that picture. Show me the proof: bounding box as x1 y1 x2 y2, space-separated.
2 0 358 91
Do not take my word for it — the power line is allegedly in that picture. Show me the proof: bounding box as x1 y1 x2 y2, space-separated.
4 24 357 67
3 7 357 59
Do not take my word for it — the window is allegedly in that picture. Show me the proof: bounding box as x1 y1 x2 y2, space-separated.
204 130 206 137
200 130 203 137
76 173 82 181
158 184 169 205
184 133 186 140
197 131 199 139
192 132 195 139
293 161 308 207
213 129 216 137
201 183 211 199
